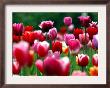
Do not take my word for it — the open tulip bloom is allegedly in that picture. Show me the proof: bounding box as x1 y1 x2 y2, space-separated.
12 14 98 76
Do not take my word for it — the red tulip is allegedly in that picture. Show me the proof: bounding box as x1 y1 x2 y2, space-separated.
13 35 21 42
92 54 98 66
22 31 35 45
77 54 89 66
52 41 62 53
68 39 81 55
79 33 89 45
12 60 21 74
36 41 49 57
78 16 91 27
24 26 34 32
59 26 67 35
87 26 98 40
13 41 33 67
73 28 84 39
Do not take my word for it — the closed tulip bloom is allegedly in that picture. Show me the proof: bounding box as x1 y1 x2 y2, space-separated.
87 26 98 40
79 33 89 45
73 28 84 39
37 41 49 57
24 26 34 32
78 16 91 27
52 41 62 53
22 31 35 45
72 70 87 76
68 24 74 31
12 59 21 74
89 66 98 76
43 52 70 76
64 16 72 26
48 27 57 40
39 21 54 32
59 26 67 35
13 41 33 67
64 34 75 45
92 54 98 66
68 39 81 55
77 54 89 66
13 23 24 35
92 34 98 50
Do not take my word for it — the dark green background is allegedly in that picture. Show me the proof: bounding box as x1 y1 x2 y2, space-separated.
13 12 98 31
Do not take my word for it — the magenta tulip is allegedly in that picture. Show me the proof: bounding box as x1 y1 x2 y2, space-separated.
63 17 72 26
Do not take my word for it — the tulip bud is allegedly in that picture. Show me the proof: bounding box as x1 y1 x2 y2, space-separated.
68 39 81 55
13 60 21 74
79 33 89 45
24 26 34 32
48 27 57 40
92 54 98 66
64 17 72 26
64 34 75 45
39 21 54 32
13 23 24 35
77 54 89 66
36 41 49 57
92 34 98 50
78 16 91 27
89 66 98 76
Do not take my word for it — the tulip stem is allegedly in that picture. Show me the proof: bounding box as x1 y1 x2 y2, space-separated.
81 66 84 72
84 27 87 54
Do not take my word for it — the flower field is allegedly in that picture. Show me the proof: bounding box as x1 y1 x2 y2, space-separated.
12 12 98 76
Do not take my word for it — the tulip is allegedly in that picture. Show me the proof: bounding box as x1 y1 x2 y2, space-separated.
73 28 84 39
52 41 62 53
92 54 98 66
13 41 33 67
79 33 89 45
36 41 49 57
72 70 87 76
77 54 89 66
92 34 98 50
78 16 91 27
39 21 54 32
64 34 75 45
89 66 98 76
62 41 69 55
35 59 44 73
43 52 70 76
13 23 24 35
89 21 98 29
59 26 67 35
22 31 35 45
47 27 57 40
68 24 74 31
12 59 21 74
13 34 21 42
63 17 72 26
24 26 34 32
68 39 81 55
56 33 64 41
87 26 98 40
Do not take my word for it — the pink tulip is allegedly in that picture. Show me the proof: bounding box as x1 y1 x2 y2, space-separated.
13 41 33 67
63 17 72 26
68 39 81 55
35 59 44 73
13 23 24 35
39 21 54 32
47 27 57 40
77 54 89 66
68 24 74 31
35 52 70 76
36 41 49 57
92 54 98 66
72 70 87 76
79 33 89 45
64 34 75 45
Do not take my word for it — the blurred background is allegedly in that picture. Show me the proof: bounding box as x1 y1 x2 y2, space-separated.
13 12 98 31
